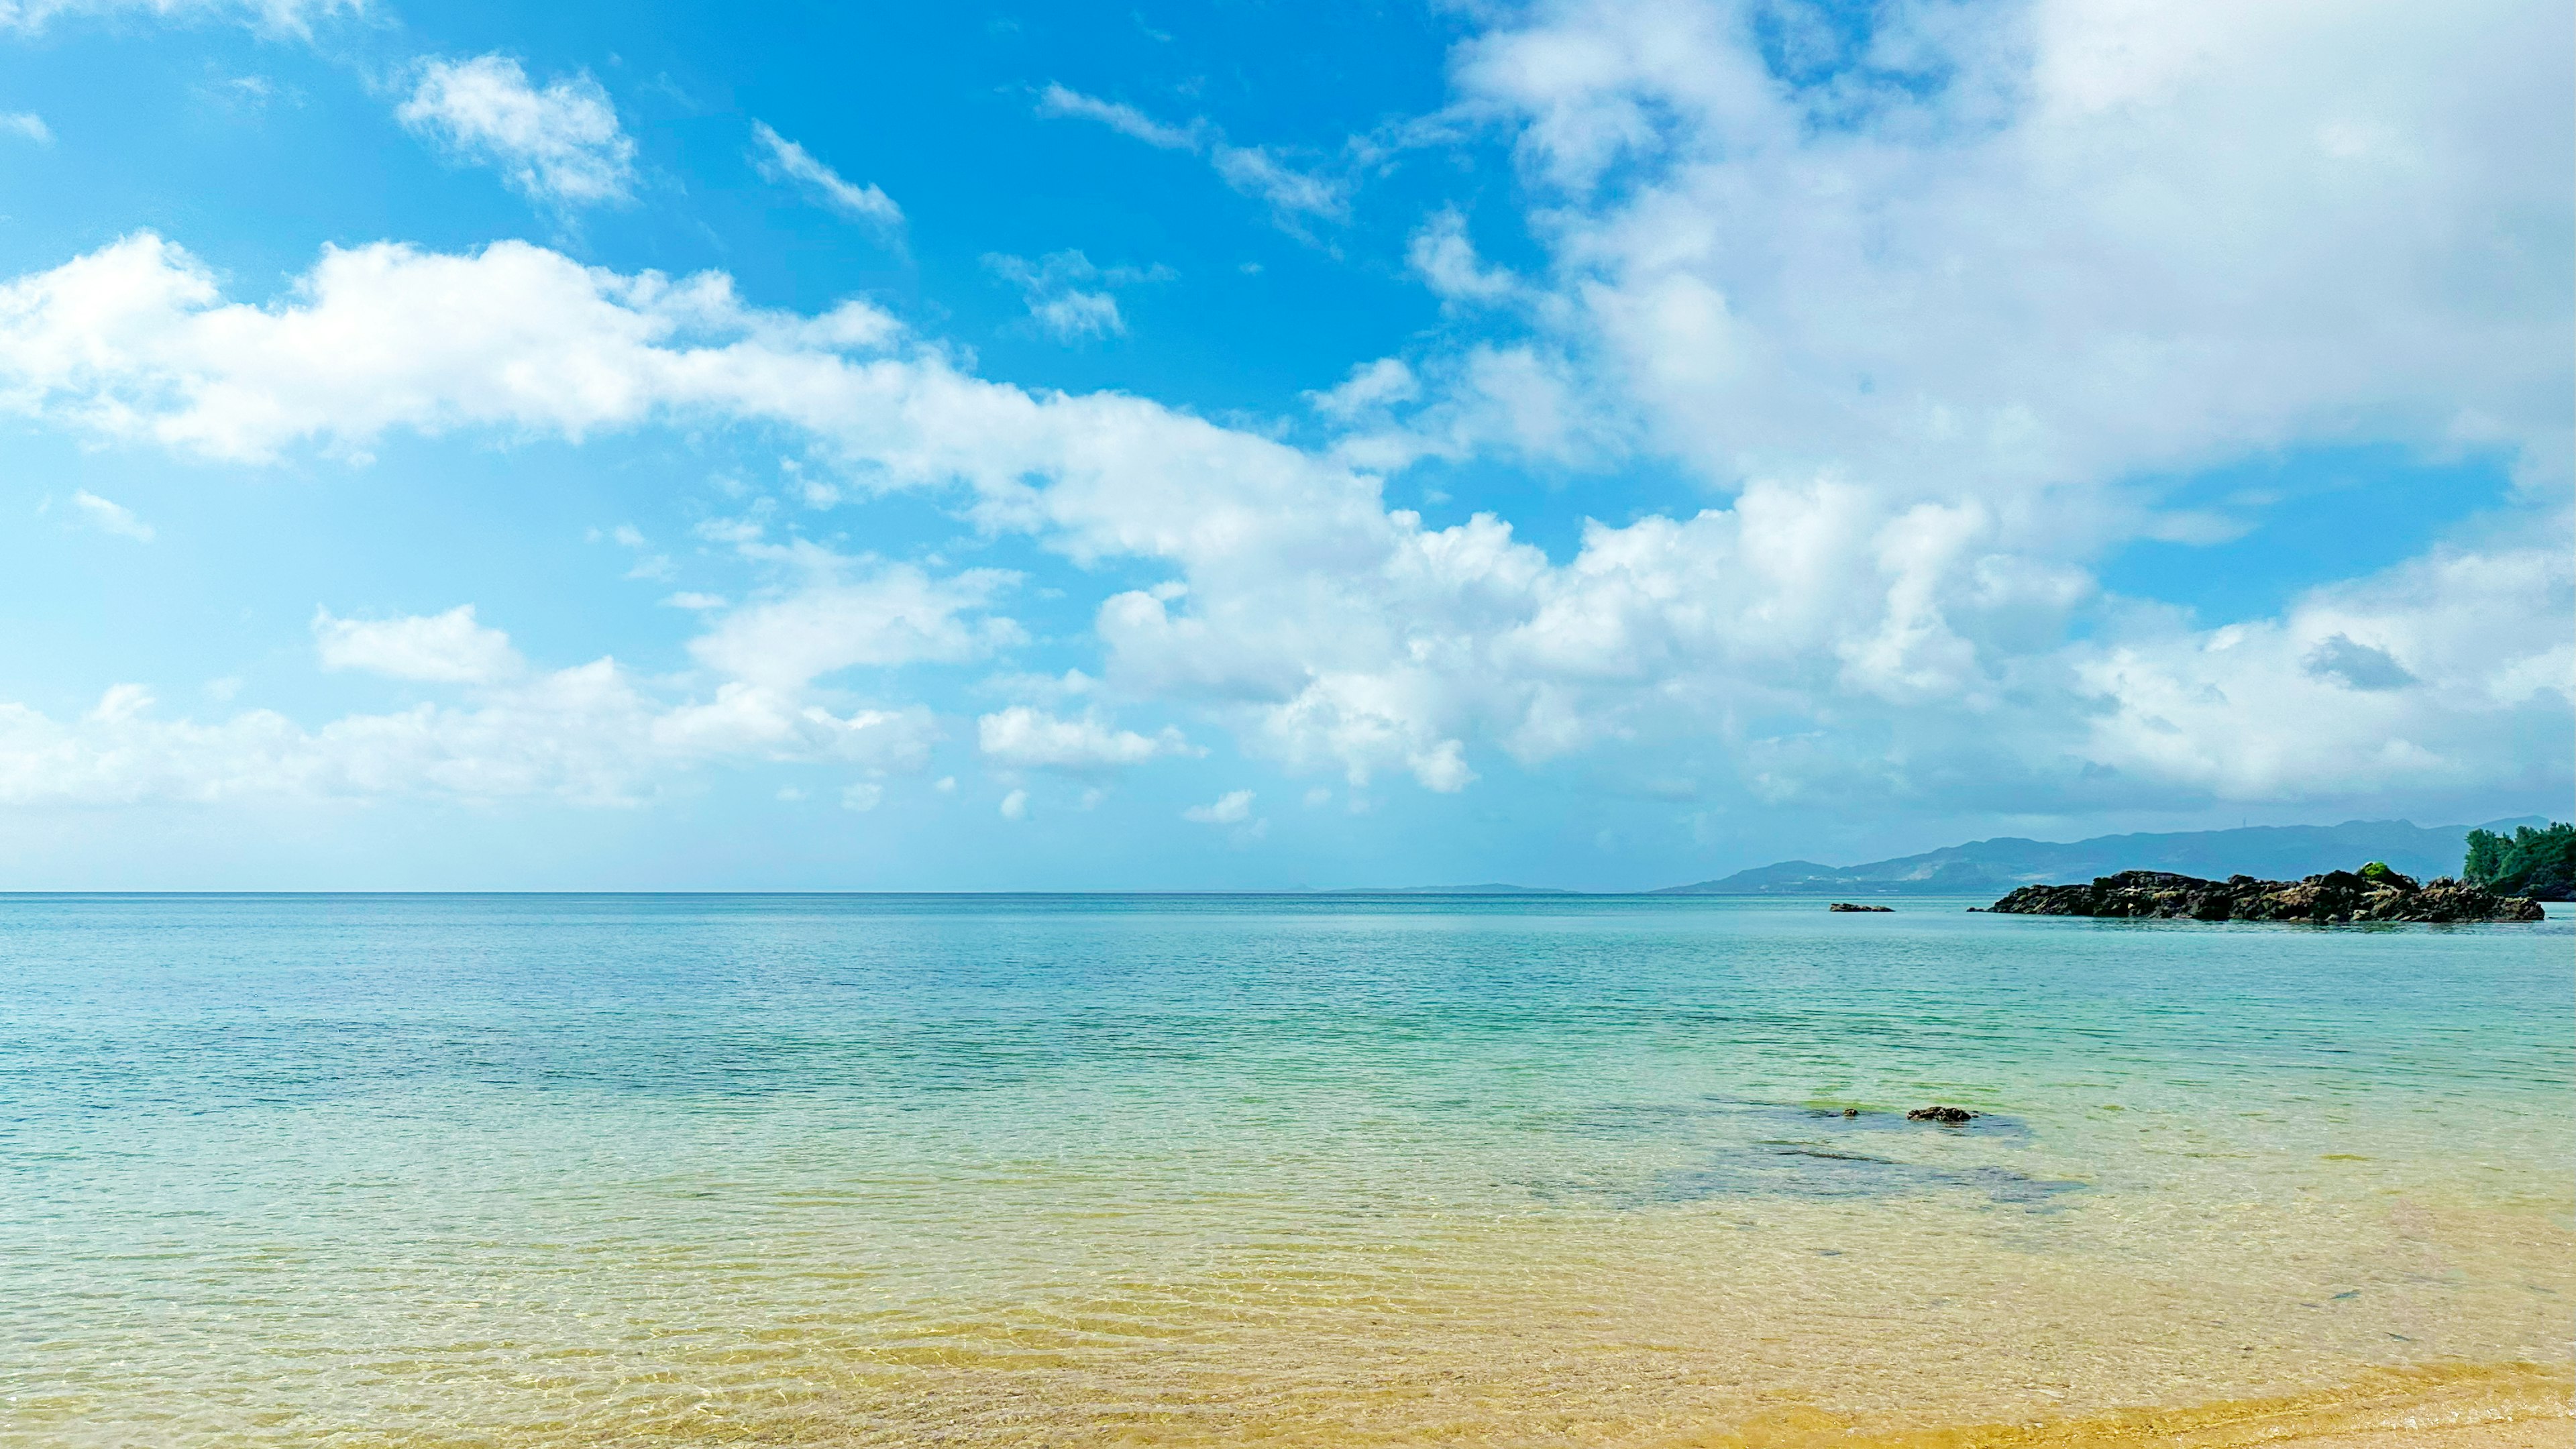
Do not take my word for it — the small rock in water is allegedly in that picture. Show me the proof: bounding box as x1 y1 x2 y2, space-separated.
1828 902 1893 912
1907 1106 1975 1124
1841 1107 1860 1118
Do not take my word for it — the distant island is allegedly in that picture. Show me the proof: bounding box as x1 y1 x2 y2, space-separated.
1354 816 2572 900
1986 863 2544 922
1320 883 1581 896
1654 817 2548 897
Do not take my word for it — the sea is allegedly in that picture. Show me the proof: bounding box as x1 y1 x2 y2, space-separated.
2 894 2568 1446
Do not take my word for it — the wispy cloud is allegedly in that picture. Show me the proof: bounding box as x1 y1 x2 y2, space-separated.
396 54 635 207
1035 83 1346 227
1034 83 1199 150
0 0 359 36
70 489 151 541
750 121 903 235
983 250 1171 341
1 111 50 144
1209 144 1342 221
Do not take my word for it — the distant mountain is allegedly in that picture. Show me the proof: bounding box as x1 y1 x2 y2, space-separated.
1334 883 1582 896
1654 817 2549 896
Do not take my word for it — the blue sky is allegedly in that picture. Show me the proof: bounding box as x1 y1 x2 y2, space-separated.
0 0 2568 890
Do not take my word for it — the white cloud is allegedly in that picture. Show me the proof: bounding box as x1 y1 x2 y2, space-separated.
1034 83 1200 150
0 642 936 808
1426 0 2572 502
977 706 1193 772
1208 144 1346 221
1 111 50 144
1036 83 1345 225
998 787 1028 820
750 121 902 233
687 560 1020 688
0 232 901 462
2070 537 2573 801
983 250 1171 341
397 54 635 207
1307 358 1419 421
0 0 355 34
841 780 882 811
70 488 151 541
1183 788 1254 824
1406 209 1519 307
0 125 2561 823
313 605 521 684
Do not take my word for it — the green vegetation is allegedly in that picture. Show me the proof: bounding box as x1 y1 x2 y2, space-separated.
2463 822 2576 902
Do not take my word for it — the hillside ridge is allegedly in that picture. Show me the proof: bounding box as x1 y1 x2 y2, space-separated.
1654 816 2548 896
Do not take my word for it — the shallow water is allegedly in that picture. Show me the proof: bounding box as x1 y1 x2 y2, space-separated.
1 894 2567 1445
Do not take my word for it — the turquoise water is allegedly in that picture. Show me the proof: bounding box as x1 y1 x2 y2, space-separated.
2 895 2568 1446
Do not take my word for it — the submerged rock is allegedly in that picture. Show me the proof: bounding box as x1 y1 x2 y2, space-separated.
1907 1106 1975 1124
1827 902 1893 912
1986 867 2543 923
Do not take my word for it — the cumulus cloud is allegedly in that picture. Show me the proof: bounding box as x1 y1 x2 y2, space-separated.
750 121 902 233
69 488 152 541
397 54 635 207
1406 209 1521 308
2072 539 2572 802
1307 358 1419 421
314 604 520 684
1183 788 1254 824
977 706 1193 773
0 636 935 808
688 560 1021 688
0 157 2561 819
1420 0 2573 501
0 232 900 461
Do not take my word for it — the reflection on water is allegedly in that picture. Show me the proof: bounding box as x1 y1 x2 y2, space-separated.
0 894 2567 1446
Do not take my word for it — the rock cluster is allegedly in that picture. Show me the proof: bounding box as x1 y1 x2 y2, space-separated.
1985 865 2543 923
1907 1106 1975 1123
1827 902 1892 912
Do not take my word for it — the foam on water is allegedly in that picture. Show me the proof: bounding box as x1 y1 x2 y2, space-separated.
1 894 2567 1445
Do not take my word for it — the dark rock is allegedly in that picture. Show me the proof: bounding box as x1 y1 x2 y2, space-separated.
1841 1107 1860 1118
1907 1106 1975 1124
1827 902 1893 912
1986 867 2542 923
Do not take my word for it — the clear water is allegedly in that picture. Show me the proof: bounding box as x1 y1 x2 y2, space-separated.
2 895 2567 1446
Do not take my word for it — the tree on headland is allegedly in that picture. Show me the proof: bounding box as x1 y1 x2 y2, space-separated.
2463 822 2575 902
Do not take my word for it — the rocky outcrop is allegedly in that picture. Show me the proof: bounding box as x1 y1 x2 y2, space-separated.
1828 902 1892 912
1986 865 2543 923
1907 1106 1975 1123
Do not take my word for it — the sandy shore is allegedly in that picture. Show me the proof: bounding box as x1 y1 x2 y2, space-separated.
1631 1363 2573 1448
2284 1424 2569 1449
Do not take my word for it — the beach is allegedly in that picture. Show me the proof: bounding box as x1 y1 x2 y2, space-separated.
3 894 2566 1446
